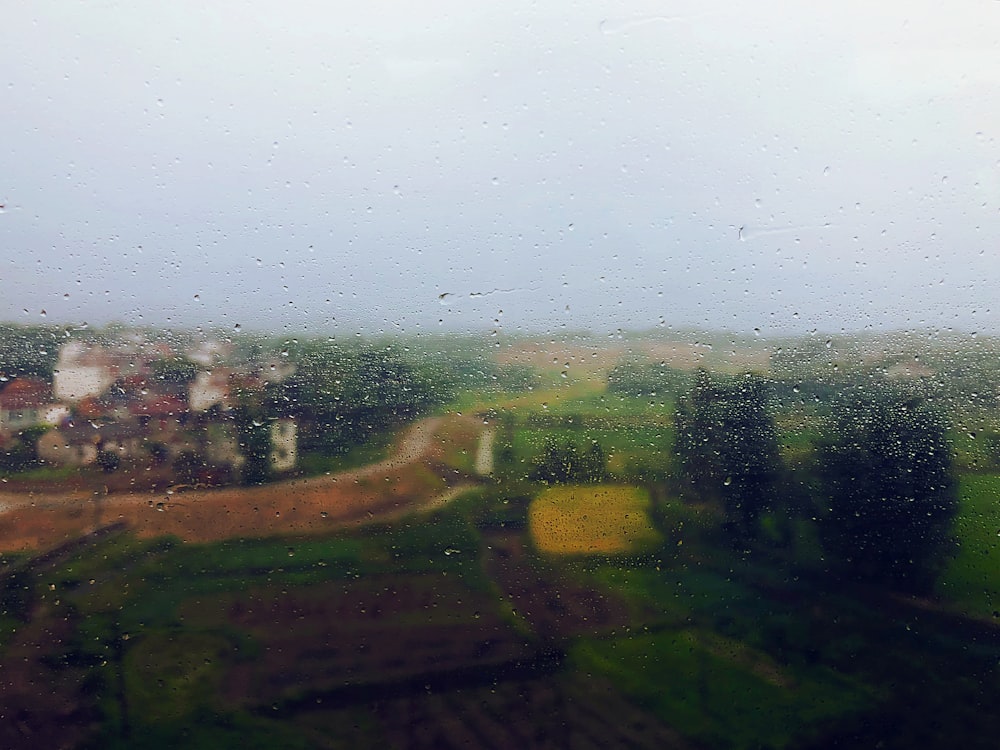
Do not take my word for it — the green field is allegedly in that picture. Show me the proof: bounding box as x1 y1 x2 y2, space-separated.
5 377 1000 748
937 473 1000 617
572 630 870 750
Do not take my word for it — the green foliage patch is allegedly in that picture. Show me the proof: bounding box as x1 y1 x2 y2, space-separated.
572 630 870 750
123 630 233 724
505 425 674 482
937 473 1000 617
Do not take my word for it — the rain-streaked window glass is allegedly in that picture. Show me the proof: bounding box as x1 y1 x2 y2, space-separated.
1 2 998 748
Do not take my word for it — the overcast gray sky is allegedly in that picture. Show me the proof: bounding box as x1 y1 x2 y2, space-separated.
2 0 999 336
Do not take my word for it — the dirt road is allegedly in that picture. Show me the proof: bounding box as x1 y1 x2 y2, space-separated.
0 414 484 551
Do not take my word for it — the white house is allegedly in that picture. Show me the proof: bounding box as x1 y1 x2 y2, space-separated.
269 419 297 472
188 370 230 412
53 342 116 403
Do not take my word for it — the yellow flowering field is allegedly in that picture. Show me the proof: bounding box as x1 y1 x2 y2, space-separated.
529 485 662 554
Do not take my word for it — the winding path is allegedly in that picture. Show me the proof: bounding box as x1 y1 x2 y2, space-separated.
0 414 490 550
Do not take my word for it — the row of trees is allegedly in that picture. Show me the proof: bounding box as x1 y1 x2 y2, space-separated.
674 370 957 593
674 372 781 544
277 344 444 456
0 324 62 380
529 437 607 484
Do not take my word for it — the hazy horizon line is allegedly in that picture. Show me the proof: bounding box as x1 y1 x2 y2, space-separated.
1 316 993 344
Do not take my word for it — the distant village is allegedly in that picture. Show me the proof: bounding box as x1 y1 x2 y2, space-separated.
0 334 298 485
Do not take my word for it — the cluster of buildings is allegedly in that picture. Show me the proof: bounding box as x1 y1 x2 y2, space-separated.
0 337 297 479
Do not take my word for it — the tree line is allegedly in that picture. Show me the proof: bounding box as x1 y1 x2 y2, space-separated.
674 370 957 594
524 360 959 594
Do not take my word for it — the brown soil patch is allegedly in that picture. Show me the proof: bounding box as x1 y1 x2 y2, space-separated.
0 462 189 496
496 342 625 375
0 602 100 750
483 529 631 639
178 574 531 709
641 341 771 373
352 675 694 750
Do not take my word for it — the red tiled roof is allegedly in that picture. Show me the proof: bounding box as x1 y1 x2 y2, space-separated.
129 394 187 417
0 378 52 409
74 396 108 419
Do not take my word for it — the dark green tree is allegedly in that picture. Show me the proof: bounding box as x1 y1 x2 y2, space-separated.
530 437 606 484
581 441 607 483
817 390 957 593
151 357 198 385
96 449 120 474
232 406 272 485
674 370 782 542
530 437 574 484
0 425 48 472
173 450 205 485
0 324 61 379
285 343 439 456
